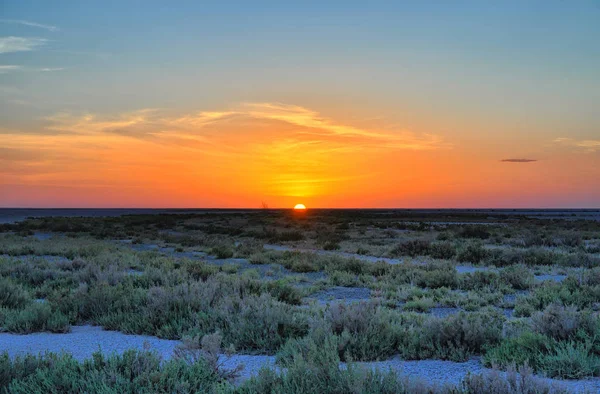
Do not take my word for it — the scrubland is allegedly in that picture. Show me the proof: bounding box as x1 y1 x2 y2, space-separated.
1 210 599 392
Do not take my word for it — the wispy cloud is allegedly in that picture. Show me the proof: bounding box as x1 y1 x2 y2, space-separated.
554 137 600 152
0 65 64 73
0 20 59 32
500 159 537 163
0 36 47 54
43 103 451 151
0 65 22 73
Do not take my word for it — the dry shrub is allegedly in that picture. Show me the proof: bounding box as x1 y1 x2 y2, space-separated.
174 332 243 381
530 303 583 341
462 364 567 394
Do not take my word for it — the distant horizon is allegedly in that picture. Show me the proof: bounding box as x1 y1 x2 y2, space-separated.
1 207 599 211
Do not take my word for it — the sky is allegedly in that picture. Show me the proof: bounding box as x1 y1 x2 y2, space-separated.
1 1 599 208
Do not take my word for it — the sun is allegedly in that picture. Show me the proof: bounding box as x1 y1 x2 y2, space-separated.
293 203 306 210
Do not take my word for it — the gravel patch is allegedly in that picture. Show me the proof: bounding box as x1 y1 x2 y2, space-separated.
455 265 492 274
502 290 529 306
32 232 53 241
535 274 567 283
307 286 371 305
0 326 180 362
428 307 462 318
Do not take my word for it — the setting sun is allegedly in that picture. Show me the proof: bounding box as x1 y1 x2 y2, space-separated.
293 204 307 210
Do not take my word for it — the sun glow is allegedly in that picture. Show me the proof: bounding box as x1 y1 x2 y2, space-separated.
293 203 307 210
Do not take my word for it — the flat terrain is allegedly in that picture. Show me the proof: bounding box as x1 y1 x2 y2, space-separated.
1 209 600 393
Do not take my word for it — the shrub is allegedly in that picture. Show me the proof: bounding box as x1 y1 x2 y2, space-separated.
211 244 234 259
416 268 458 289
484 331 600 379
530 303 589 340
2 303 70 333
461 364 568 394
390 240 431 257
457 225 491 240
456 243 488 264
399 311 503 361
174 332 243 381
248 334 416 394
428 242 456 260
403 297 435 313
0 279 30 309
539 341 600 379
460 271 500 291
324 302 402 361
484 332 551 372
265 281 303 305
219 294 309 353
272 230 304 242
1 350 221 393
499 265 534 290
323 241 340 251
185 260 218 280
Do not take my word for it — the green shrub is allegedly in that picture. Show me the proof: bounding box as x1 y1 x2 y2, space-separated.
265 281 303 305
499 265 533 290
324 302 402 361
485 330 600 379
403 297 434 313
1 350 221 393
211 244 234 259
245 334 414 394
218 294 309 353
428 242 456 260
323 241 340 251
2 303 70 333
416 268 458 289
399 311 503 361
185 260 219 280
484 332 551 372
460 271 500 291
456 243 488 264
272 230 304 242
457 225 490 240
390 239 431 257
0 279 30 309
539 341 600 379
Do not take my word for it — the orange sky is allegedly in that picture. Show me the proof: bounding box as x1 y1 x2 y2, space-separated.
2 102 599 208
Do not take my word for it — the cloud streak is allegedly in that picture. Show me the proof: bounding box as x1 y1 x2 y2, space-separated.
0 20 58 32
0 65 64 73
0 36 47 54
43 103 450 151
500 159 537 163
0 65 22 73
554 138 600 152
